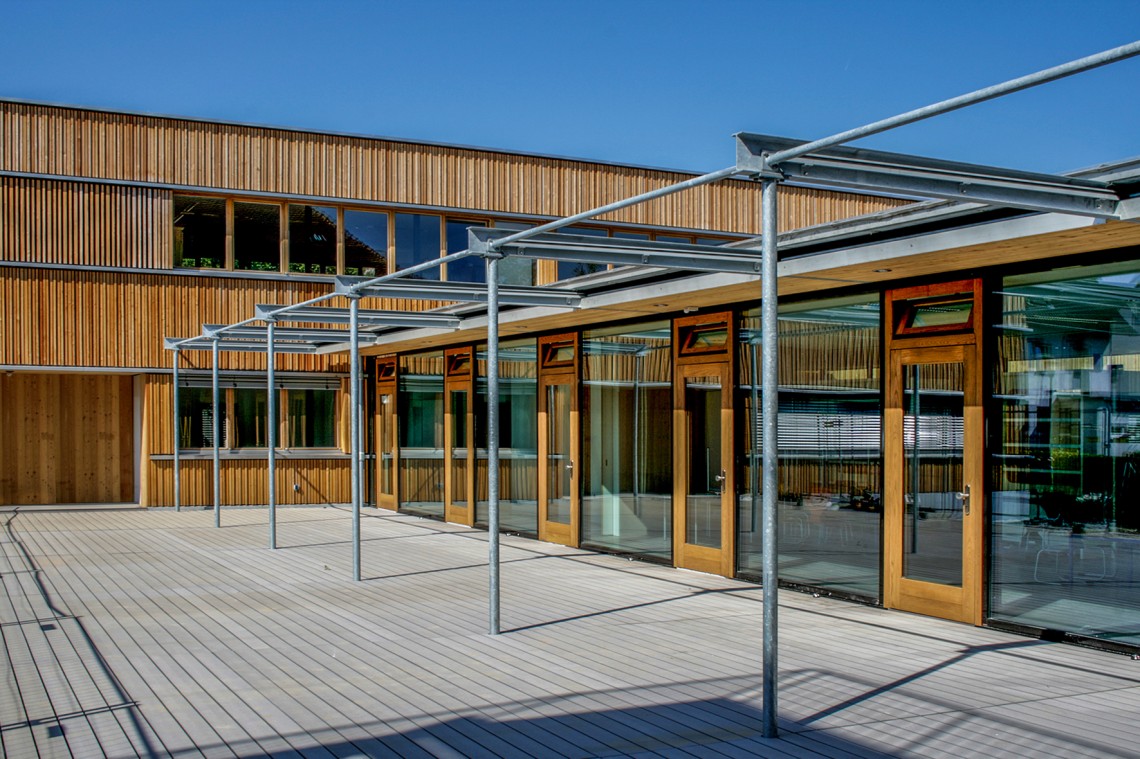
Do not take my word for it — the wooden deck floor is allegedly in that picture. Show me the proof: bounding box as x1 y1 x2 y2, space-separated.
2 505 1138 758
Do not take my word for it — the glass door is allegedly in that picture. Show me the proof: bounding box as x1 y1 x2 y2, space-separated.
539 376 578 545
884 344 982 623
674 362 734 575
444 348 474 525
375 359 397 511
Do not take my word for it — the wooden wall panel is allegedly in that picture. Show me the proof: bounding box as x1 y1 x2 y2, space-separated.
1 177 170 268
0 101 909 236
0 372 133 504
0 267 421 370
145 457 352 507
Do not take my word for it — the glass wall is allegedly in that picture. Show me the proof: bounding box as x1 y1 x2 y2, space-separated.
288 390 336 448
177 388 224 448
992 263 1140 647
738 298 882 598
344 209 388 277
395 213 441 279
474 340 538 534
398 352 445 517
581 320 673 560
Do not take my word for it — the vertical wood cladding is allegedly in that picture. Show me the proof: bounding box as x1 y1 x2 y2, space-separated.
0 101 908 237
1 177 170 268
0 372 133 504
145 458 353 508
0 267 426 370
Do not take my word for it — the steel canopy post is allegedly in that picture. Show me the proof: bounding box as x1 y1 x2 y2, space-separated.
486 254 501 635
172 347 181 512
212 336 221 528
349 294 362 582
760 178 780 739
267 318 277 550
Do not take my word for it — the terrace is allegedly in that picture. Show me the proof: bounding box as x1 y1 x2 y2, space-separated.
2 505 1137 758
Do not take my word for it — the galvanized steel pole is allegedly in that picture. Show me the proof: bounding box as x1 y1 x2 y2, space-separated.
212 336 221 528
349 294 362 582
267 319 277 549
172 347 181 512
487 255 501 635
760 178 780 739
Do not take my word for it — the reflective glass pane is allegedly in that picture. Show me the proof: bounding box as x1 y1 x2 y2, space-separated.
395 213 440 279
902 362 964 586
287 389 336 447
737 299 882 599
173 195 225 268
992 265 1140 647
447 219 484 283
686 377 722 548
398 352 444 517
234 202 280 272
344 209 387 277
233 389 279 448
581 321 672 560
379 392 394 496
557 226 607 280
288 204 337 274
177 387 225 448
546 383 572 525
450 390 468 503
474 340 538 534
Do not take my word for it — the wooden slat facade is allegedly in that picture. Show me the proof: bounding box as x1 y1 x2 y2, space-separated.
0 177 170 268
0 372 133 504
0 101 908 235
144 457 352 508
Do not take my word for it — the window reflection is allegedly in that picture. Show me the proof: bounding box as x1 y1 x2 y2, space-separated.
398 352 445 517
737 299 882 598
581 321 673 560
344 209 388 277
474 340 538 534
992 265 1140 647
233 201 281 272
288 204 337 274
173 195 225 268
395 213 441 279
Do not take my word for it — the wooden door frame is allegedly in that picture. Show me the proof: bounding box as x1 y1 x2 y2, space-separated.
883 280 984 625
374 356 398 511
672 360 736 577
444 346 475 526
537 333 580 546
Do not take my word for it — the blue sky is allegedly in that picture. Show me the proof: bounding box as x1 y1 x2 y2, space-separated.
2 1 1139 175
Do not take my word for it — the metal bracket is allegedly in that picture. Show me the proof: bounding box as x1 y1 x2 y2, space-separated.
468 229 504 259
735 134 785 180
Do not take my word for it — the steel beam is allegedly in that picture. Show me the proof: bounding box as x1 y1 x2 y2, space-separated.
760 178 779 739
172 347 181 512
336 276 581 309
205 324 381 344
254 305 461 329
487 254 501 635
212 337 221 528
349 295 362 582
267 319 277 550
469 228 764 274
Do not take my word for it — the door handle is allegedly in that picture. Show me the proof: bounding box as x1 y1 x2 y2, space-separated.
956 484 971 516
714 469 726 494
565 459 574 473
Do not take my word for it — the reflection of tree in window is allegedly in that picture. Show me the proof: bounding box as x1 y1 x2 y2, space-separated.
288 204 337 274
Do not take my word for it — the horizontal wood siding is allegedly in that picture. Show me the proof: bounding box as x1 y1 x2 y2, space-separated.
0 372 133 504
1 176 170 268
0 267 424 370
145 457 352 507
0 102 908 236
